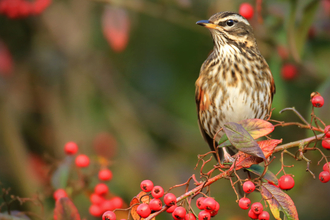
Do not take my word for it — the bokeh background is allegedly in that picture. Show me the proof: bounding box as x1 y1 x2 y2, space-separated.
0 0 330 219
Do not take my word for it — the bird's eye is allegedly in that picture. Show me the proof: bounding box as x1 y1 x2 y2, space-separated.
226 19 234 26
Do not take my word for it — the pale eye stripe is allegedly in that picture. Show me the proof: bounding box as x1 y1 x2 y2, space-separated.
217 14 250 26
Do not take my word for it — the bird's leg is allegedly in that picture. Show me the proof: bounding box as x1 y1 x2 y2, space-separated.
222 147 235 163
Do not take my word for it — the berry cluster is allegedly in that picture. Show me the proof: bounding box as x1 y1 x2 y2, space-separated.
55 142 122 217
320 162 330 183
132 180 220 220
0 0 51 19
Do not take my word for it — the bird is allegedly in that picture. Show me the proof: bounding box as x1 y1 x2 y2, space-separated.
195 11 276 163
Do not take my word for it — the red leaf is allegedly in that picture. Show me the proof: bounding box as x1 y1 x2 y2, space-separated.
234 139 282 169
54 197 81 220
102 7 130 52
238 119 274 139
261 183 299 220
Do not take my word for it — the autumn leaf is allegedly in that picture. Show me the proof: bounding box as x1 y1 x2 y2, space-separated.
233 139 282 169
130 191 153 220
223 122 265 159
261 183 299 220
53 197 81 220
238 119 274 139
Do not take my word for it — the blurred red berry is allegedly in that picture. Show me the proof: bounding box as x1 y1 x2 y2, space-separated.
248 208 259 219
149 198 162 211
99 169 113 181
311 95 324 108
90 193 105 205
164 193 176 206
243 181 255 193
140 180 154 192
172 207 186 220
151 185 164 199
319 171 330 183
0 41 13 76
196 197 206 210
202 197 217 212
323 162 330 172
101 200 114 212
53 189 67 201
198 210 211 220
238 197 251 210
102 211 116 220
278 175 295 190
111 196 124 209
258 211 270 220
185 213 196 220
281 64 297 81
64 142 78 155
251 202 263 215
324 125 330 138
137 203 151 218
89 204 103 217
32 0 52 15
322 139 330 150
277 45 289 60
166 204 177 213
94 183 109 195
75 154 90 167
239 3 254 19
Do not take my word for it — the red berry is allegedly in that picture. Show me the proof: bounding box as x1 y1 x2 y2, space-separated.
322 139 330 150
89 204 103 217
94 183 109 195
64 142 78 155
99 169 113 181
151 185 164 198
75 154 90 167
172 207 186 220
323 162 330 172
202 197 217 211
90 193 105 205
209 202 219 217
281 64 297 81
149 198 162 211
325 125 330 138
101 200 114 212
319 171 330 183
166 204 177 213
258 211 270 220
238 197 251 210
209 210 218 217
164 193 176 206
140 180 154 192
198 210 211 220
185 213 196 220
278 175 295 190
111 196 124 209
102 211 116 220
243 181 255 193
248 208 259 219
196 197 206 210
53 189 67 201
137 203 151 218
311 95 324 108
251 202 263 215
239 3 254 19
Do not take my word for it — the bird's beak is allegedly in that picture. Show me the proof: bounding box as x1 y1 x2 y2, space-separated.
196 20 217 29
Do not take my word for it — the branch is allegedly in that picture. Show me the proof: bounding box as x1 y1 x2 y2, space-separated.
274 133 324 153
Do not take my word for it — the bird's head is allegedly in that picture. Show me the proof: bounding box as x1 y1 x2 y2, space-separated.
197 12 257 49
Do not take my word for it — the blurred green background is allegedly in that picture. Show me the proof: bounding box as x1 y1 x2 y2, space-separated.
0 0 330 219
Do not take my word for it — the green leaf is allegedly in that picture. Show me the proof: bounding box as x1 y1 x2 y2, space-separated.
54 197 81 220
218 134 232 148
51 157 72 189
261 183 299 220
238 119 274 139
223 122 265 160
246 164 278 185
